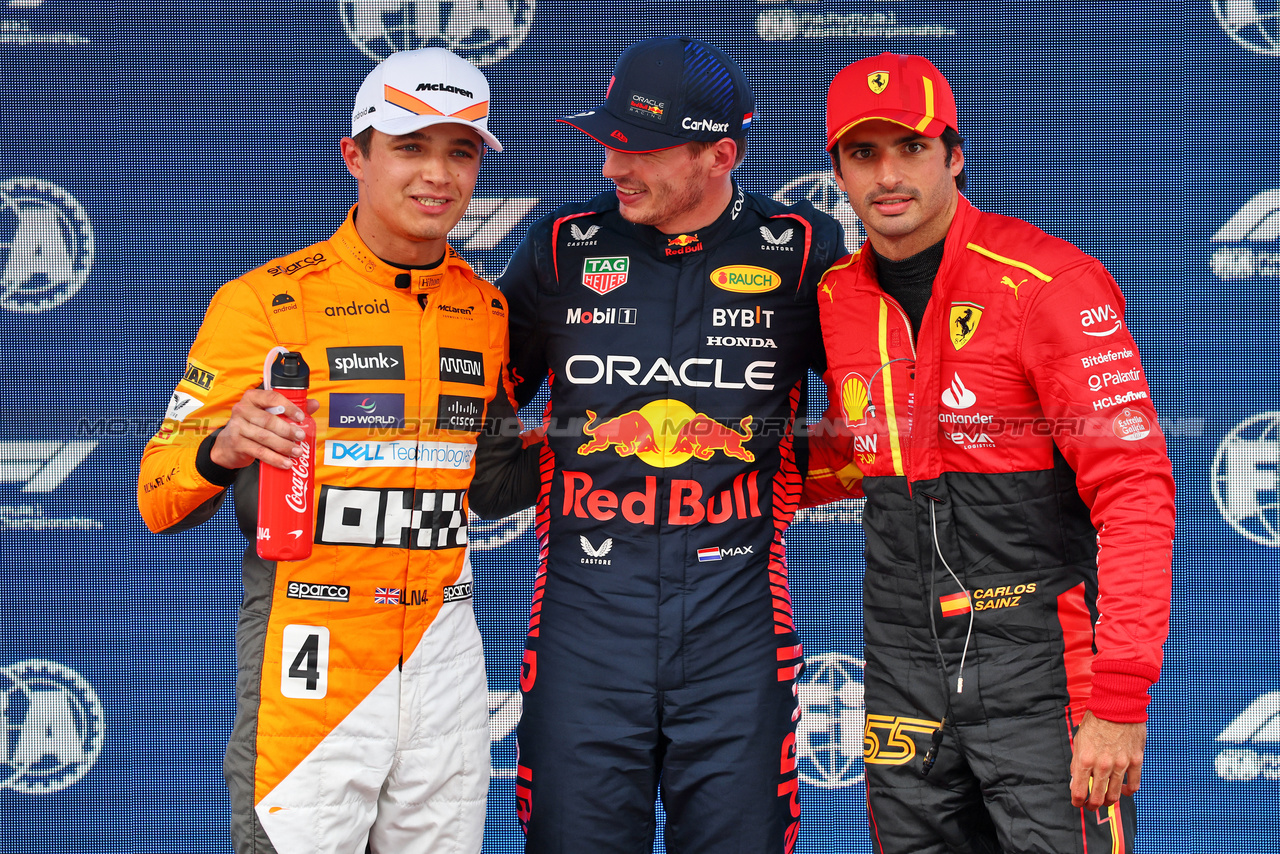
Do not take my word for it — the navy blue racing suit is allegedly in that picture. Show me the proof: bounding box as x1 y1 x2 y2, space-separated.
498 184 844 853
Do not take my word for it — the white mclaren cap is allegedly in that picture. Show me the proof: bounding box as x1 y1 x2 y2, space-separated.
351 48 502 152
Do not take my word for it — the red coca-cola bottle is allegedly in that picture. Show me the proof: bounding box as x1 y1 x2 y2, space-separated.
257 351 315 561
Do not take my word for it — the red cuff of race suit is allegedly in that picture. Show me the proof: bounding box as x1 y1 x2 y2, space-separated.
1086 669 1155 723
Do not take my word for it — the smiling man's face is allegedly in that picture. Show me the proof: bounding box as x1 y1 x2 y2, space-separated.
342 126 483 265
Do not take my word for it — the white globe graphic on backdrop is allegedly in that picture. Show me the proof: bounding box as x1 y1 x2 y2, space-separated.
797 652 866 789
467 507 535 551
0 666 29 789
756 9 802 41
1213 412 1280 547
0 660 104 794
0 178 94 314
341 0 535 64
773 171 864 248
1215 0 1280 55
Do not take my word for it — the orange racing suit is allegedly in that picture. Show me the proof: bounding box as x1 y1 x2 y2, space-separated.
138 207 528 854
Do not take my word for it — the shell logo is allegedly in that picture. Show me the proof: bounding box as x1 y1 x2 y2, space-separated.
710 265 781 294
841 372 871 427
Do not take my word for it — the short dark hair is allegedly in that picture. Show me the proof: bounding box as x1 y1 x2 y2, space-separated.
686 136 748 168
829 127 967 191
940 126 966 192
353 127 374 158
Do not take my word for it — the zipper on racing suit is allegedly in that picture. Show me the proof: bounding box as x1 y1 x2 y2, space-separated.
875 293 917 495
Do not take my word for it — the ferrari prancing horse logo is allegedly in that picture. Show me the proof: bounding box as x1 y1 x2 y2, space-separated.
950 302 983 350
867 72 889 94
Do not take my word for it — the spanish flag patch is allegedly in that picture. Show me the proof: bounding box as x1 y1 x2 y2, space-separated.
939 591 972 617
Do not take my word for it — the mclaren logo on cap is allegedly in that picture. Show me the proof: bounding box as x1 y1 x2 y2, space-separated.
867 71 889 94
416 82 474 98
384 85 489 121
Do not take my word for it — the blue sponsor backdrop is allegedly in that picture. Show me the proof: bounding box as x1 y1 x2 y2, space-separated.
0 1 1272 852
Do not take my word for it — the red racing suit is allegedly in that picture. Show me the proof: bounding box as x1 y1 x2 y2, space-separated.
804 196 1175 853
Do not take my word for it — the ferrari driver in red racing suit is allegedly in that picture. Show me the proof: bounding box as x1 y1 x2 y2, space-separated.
802 52 1176 854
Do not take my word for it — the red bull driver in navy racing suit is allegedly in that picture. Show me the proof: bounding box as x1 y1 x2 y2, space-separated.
497 37 845 854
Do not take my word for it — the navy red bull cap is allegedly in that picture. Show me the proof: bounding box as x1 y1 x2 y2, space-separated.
825 52 958 150
558 36 755 153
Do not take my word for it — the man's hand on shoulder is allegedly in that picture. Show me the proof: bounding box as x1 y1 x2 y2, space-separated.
1069 711 1145 810
209 389 320 470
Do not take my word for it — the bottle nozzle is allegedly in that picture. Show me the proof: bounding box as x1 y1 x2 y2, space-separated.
269 350 310 390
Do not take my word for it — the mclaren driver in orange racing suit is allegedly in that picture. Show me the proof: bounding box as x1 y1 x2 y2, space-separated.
138 49 535 854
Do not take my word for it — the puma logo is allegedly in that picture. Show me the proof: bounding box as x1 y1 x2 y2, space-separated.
1001 275 1027 300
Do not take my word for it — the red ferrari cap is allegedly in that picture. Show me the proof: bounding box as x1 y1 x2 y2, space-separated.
826 53 958 150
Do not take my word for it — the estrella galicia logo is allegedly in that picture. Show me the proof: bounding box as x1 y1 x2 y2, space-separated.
329 393 405 429
439 348 485 385
437 394 484 432
0 178 94 313
328 346 405 380
0 660 104 794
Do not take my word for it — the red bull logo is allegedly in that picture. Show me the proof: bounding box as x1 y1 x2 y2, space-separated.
671 414 754 462
576 400 754 467
665 233 703 256
579 409 658 456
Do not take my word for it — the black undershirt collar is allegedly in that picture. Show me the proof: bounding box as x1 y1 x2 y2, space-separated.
351 207 446 297
872 237 946 339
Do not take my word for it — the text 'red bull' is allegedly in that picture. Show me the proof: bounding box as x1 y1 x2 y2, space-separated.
562 470 763 524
